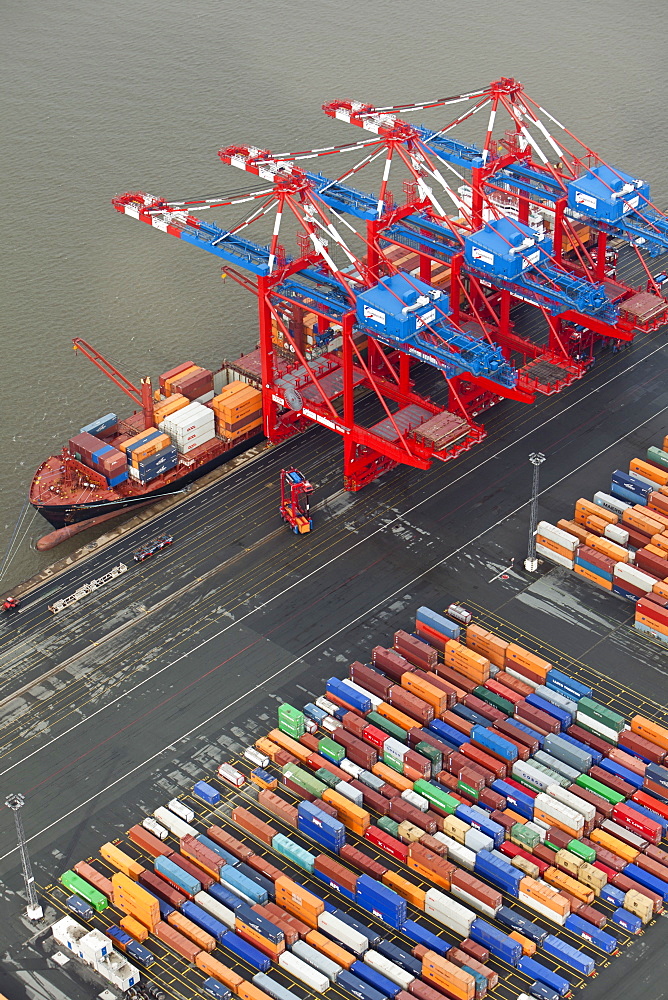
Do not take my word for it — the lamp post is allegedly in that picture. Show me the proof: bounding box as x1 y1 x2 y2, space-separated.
6 793 43 921
525 452 546 572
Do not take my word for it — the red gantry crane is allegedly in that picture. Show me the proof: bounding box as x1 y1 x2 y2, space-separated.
113 79 668 490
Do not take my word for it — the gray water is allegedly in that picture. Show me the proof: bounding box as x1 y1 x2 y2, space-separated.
1 0 666 587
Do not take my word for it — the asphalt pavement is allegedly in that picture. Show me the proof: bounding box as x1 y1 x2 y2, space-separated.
1 326 668 1000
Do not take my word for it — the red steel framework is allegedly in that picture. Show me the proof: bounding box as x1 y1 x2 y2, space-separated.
113 78 668 490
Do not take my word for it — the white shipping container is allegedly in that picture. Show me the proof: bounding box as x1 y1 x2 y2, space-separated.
434 833 476 871
278 951 329 993
94 951 140 990
322 716 340 733
534 793 584 832
575 712 619 743
315 696 337 715
51 916 86 949
244 746 269 768
534 685 577 717
605 523 630 546
335 780 363 807
524 821 546 842
424 888 475 935
518 890 567 925
153 806 198 840
291 940 341 981
364 950 415 990
546 783 596 823
343 679 382 710
383 737 408 761
535 544 575 570
537 521 579 550
450 883 498 920
339 758 363 780
168 798 195 823
142 816 168 840
317 911 368 954
464 828 494 853
402 789 429 812
79 929 112 961
512 760 553 792
614 562 656 589
594 491 630 516
194 890 236 928
195 390 215 403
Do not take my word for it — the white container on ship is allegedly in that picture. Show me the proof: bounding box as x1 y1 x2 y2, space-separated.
317 911 367 954
278 951 329 993
364 950 415 990
546 783 596 823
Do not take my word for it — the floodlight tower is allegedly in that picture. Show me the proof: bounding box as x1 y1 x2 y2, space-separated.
525 452 546 572
6 793 43 921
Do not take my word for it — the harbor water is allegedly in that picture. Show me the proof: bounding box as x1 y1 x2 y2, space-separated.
1 0 666 586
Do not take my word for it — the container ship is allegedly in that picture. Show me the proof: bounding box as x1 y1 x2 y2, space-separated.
29 340 265 537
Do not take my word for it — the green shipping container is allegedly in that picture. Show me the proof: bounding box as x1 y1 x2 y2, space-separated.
473 685 515 716
283 763 328 798
413 778 459 815
378 816 400 837
416 741 442 773
577 697 625 734
568 839 597 863
382 754 405 774
278 703 305 737
647 446 668 470
575 773 625 805
319 737 345 763
510 823 540 849
366 711 408 742
314 767 340 788
457 780 479 800
61 871 108 912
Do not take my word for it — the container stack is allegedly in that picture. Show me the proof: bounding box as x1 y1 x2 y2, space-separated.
68 431 128 487
211 382 263 441
121 428 178 484
277 704 305 740
159 401 216 456
531 435 668 646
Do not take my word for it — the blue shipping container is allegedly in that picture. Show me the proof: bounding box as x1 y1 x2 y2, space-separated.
193 780 221 805
375 939 422 977
326 678 371 714
599 758 643 789
623 863 668 903
80 412 118 435
474 852 523 895
336 969 387 1000
314 867 356 902
154 855 201 897
303 703 327 725
234 862 275 898
564 914 618 954
599 883 626 908
66 895 94 920
611 907 642 934
610 483 648 507
517 956 571 997
125 940 156 967
428 720 467 748
203 977 233 1000
456 806 505 847
181 901 228 942
252 974 294 1000
495 906 547 943
453 704 492 728
525 694 570 731
416 606 461 640
351 960 402 998
469 918 522 965
400 919 447 955
219 865 268 905
209 882 245 911
221 931 271 971
197 835 238 866
491 780 534 820
545 669 591 702
542 934 595 976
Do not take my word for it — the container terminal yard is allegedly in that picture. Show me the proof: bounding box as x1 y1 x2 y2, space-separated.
3 82 668 1000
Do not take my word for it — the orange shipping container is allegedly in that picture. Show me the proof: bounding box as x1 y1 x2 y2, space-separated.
464 625 508 668
120 915 148 942
574 564 613 590
421 951 476 1000
509 930 536 956
255 737 282 762
111 873 159 931
630 714 668 751
630 458 668 487
622 508 666 536
519 876 570 919
164 364 199 396
73 861 112 898
235 918 285 960
154 393 190 422
267 728 311 762
557 519 593 545
636 613 668 638
371 761 415 792
401 672 449 715
505 644 551 682
583 514 609 536
382 869 427 909
321 788 371 834
168 910 216 952
154 920 201 962
543 867 595 905
376 701 421 732
195 952 244 990
586 535 630 563
100 843 145 881
305 929 356 970
274 875 325 926
119 426 159 454
590 828 639 864
575 498 617 525
236 984 274 1000
444 640 490 682
535 535 575 560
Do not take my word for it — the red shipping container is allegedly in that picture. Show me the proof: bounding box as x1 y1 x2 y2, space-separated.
355 784 391 816
389 685 434 725
314 854 358 893
365 825 409 862
633 853 668 882
128 824 172 858
613 802 662 844
350 662 393 700
448 753 495 787
263 902 312 939
363 724 389 751
246 854 284 882
373 646 414 681
547 827 573 851
206 827 254 862
567 725 613 759
380 782 402 800
408 980 445 1000
252 903 298 946
451 868 502 912
393 630 437 668
608 747 646 776
159 361 195 392
611 873 663 913
635 548 668 579
306 754 349 783
342 712 368 739
404 749 432 777
632 789 668 821
232 807 277 847
463 693 506 725
580 838 626 871
460 939 490 964
491 810 515 833
420 834 447 855
568 785 614 819
576 904 608 930
299 733 320 752
441 710 473 736
332 729 378 769
504 776 537 799
495 670 534 697
415 620 449 652
515 701 560 735
533 844 558 865
646 844 668 867
559 889 584 914
460 742 507 779
139 870 187 908
485 678 524 705
479 787 507 812
339 843 388 879
577 544 616 573
589 765 635 799
432 662 478 694
389 798 437 834
625 525 654 549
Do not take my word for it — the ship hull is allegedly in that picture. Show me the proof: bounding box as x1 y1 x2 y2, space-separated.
31 432 264 530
